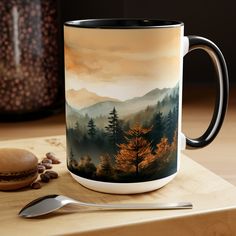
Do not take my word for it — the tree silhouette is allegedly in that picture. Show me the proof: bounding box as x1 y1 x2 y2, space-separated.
165 110 175 143
150 111 164 148
96 154 114 181
87 118 96 138
155 137 171 168
156 100 161 112
105 107 123 150
73 121 83 142
173 105 178 132
115 124 154 176
171 129 178 152
77 155 96 178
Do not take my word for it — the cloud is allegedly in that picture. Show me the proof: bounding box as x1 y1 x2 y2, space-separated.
64 26 182 100
65 48 180 83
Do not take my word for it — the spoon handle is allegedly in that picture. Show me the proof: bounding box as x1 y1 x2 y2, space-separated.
74 201 193 210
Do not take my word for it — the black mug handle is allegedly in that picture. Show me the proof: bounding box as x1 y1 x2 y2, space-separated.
184 36 229 149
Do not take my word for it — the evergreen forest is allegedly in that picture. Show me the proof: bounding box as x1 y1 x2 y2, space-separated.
66 86 179 182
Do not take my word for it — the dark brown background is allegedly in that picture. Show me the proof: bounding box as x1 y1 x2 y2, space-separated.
62 0 234 89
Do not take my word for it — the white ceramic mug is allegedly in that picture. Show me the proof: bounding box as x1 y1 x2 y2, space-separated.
64 19 229 194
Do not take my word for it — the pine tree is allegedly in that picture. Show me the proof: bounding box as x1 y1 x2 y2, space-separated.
150 111 164 148
105 107 123 149
171 129 178 152
87 118 96 138
172 106 179 131
165 110 175 143
73 121 80 141
166 129 178 164
72 121 85 143
115 124 154 176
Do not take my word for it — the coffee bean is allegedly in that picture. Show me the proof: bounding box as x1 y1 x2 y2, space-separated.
42 158 53 164
45 152 61 164
45 170 58 179
42 163 52 169
44 172 52 179
40 173 50 183
31 181 41 189
45 152 56 160
52 159 61 164
37 164 46 173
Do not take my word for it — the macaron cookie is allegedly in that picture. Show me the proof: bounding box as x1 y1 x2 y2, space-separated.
0 148 38 191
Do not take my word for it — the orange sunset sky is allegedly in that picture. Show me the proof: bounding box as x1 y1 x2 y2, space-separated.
64 26 183 101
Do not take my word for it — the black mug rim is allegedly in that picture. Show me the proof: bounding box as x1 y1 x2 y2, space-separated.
64 18 184 29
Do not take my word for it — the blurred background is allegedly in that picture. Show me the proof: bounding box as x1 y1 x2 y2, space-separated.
0 0 234 121
62 0 235 89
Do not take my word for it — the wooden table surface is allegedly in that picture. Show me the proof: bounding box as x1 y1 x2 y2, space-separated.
0 87 235 185
0 87 236 235
1 135 236 236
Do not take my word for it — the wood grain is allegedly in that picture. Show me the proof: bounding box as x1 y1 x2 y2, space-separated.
0 135 236 235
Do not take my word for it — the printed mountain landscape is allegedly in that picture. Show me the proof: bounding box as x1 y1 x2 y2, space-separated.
66 84 179 183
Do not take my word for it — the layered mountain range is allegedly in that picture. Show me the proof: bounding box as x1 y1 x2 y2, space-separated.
66 85 178 118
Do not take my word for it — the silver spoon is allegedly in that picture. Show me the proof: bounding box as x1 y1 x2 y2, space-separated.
19 194 193 218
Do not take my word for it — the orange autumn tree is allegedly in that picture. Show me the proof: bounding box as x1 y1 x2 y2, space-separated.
171 129 177 152
155 137 171 167
115 123 154 176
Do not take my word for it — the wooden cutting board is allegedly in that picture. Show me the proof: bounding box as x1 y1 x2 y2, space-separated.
0 135 236 236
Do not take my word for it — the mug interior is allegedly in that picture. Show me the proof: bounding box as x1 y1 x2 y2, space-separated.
64 18 183 29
